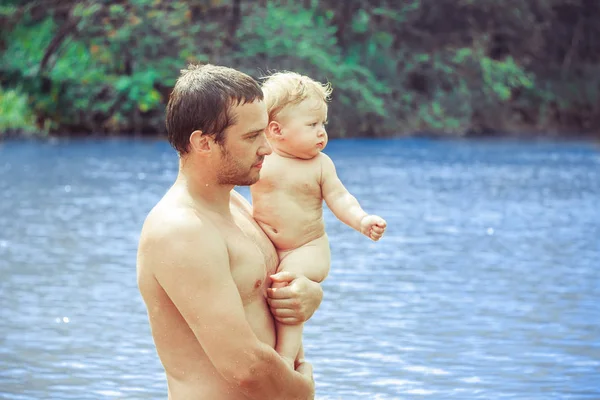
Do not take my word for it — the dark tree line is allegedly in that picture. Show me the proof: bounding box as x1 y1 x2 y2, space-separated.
1 0 599 138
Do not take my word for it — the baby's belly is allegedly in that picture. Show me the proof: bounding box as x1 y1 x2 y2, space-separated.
257 216 325 251
253 193 325 250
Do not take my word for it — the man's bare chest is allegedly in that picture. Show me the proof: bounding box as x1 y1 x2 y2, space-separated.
222 213 278 301
225 232 267 302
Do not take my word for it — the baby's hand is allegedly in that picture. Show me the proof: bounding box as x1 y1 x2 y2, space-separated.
360 215 387 241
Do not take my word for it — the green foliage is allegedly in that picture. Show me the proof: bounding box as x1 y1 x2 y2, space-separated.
0 85 39 136
1 17 54 76
234 1 388 136
1 0 200 134
1 0 599 137
386 46 535 134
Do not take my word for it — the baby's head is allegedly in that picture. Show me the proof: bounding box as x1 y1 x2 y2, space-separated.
261 72 332 159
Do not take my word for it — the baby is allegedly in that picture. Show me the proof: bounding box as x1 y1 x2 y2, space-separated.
251 71 387 368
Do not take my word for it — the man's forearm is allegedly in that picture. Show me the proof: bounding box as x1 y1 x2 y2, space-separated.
239 342 314 400
329 193 367 232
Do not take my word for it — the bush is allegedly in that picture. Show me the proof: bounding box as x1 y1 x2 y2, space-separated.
0 85 39 136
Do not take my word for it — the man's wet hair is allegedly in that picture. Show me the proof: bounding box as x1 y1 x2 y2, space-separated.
166 64 263 154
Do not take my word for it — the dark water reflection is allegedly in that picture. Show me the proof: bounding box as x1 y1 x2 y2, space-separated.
1 138 599 399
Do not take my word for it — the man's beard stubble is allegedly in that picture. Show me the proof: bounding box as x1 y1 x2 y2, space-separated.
216 145 260 187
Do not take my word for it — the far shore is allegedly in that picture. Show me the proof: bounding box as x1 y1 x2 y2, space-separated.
1 129 599 143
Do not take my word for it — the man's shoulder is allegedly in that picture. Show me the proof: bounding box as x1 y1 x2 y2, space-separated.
143 200 194 232
140 200 220 253
138 202 229 277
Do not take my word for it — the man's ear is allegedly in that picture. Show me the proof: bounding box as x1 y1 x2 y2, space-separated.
267 121 283 139
189 130 212 153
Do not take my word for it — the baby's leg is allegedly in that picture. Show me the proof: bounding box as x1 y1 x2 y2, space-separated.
274 235 331 368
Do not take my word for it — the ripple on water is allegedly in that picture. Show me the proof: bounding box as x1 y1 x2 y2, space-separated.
1 139 599 400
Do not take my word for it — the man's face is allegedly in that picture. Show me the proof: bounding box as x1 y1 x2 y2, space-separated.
216 100 271 186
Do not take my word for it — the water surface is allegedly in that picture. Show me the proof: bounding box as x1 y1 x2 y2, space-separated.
1 138 599 399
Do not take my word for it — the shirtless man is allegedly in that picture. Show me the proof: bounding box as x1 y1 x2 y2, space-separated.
136 64 323 400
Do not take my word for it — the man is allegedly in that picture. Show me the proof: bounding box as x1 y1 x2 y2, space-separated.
136 64 324 400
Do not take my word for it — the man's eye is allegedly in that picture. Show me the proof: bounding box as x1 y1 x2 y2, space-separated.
249 134 259 139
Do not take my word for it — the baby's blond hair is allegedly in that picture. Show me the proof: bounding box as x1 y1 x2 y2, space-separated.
261 71 332 121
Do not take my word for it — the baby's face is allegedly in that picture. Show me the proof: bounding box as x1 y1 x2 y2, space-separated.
278 98 328 159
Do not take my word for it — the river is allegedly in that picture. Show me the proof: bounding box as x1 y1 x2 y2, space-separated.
1 138 599 399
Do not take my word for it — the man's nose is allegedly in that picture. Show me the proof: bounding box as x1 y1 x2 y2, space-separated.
258 133 272 156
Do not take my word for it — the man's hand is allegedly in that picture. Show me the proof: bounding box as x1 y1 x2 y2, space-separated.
360 215 387 241
267 272 323 325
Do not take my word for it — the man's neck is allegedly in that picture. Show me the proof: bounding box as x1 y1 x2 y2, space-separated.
176 157 233 216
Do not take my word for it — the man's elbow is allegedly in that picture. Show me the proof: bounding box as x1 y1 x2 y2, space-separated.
235 360 264 390
222 348 311 399
237 364 313 400
226 351 270 392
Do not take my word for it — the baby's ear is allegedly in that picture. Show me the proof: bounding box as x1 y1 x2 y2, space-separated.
267 120 283 138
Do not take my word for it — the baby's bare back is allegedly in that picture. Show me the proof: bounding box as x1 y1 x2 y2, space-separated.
251 153 326 251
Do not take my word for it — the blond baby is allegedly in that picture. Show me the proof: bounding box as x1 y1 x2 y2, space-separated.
250 71 387 368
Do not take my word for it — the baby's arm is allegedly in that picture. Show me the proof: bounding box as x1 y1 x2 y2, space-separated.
320 154 386 241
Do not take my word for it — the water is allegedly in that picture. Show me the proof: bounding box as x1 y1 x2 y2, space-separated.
1 138 599 399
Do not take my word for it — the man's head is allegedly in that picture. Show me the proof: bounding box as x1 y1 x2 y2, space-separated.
166 64 271 185
166 64 264 154
261 72 332 159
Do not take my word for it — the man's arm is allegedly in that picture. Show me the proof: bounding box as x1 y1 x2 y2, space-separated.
140 211 314 400
320 153 368 231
